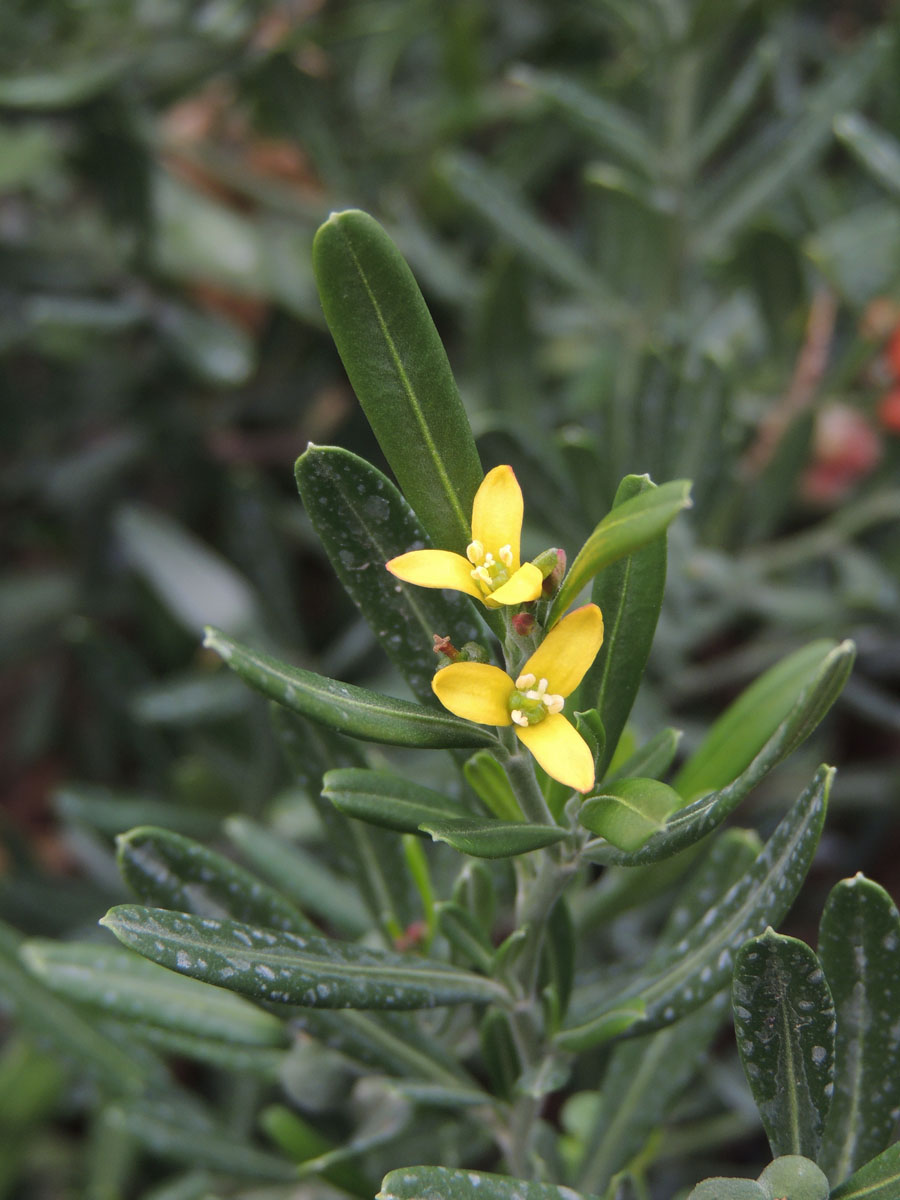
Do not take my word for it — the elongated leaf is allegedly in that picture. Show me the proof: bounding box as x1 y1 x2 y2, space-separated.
259 1105 372 1194
313 210 482 554
834 112 900 201
580 779 681 852
605 727 682 785
657 829 763 952
124 1023 286 1077
322 768 470 834
577 475 669 773
101 906 508 1010
116 825 315 935
436 902 495 973
420 817 566 859
22 941 286 1047
818 874 900 1182
296 446 483 705
380 1166 592 1200
548 479 691 628
463 750 523 821
55 784 220 840
204 627 498 749
556 766 832 1049
733 929 835 1160
602 640 854 865
687 1181 764 1200
831 1142 900 1200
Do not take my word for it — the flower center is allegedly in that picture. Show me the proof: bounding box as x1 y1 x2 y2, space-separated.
507 673 564 727
466 540 515 596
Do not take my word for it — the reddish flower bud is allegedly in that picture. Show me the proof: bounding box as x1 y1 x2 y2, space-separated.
511 613 536 636
432 634 460 661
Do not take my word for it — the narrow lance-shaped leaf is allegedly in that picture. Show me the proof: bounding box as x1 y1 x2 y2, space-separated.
818 874 900 1183
419 817 566 860
313 210 482 555
296 446 483 706
733 929 835 1160
101 906 509 1011
556 766 832 1050
548 478 691 627
380 1166 595 1200
204 627 499 750
830 1142 900 1200
322 768 471 835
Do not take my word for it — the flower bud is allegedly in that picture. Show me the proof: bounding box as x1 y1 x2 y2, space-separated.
459 641 490 663
432 634 460 661
533 547 566 597
511 613 536 636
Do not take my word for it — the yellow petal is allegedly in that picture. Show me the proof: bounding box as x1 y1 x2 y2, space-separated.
521 603 604 697
432 663 514 726
471 465 523 568
386 550 483 600
515 713 595 793
484 562 544 608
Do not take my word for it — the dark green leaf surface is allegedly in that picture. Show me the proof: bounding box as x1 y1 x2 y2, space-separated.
419 817 566 859
835 113 900 200
22 941 286 1046
116 825 315 935
435 903 495 973
322 768 469 834
830 1142 900 1200
204 627 499 749
101 906 508 1010
296 446 483 705
313 210 482 554
557 767 831 1049
463 751 523 822
604 640 853 865
578 475 668 774
818 874 900 1182
548 478 691 628
580 778 681 851
380 1166 592 1200
733 929 835 1159
604 727 682 784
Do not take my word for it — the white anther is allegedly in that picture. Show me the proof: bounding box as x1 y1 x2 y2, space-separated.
473 565 492 586
511 710 529 727
498 544 514 568
483 552 495 567
515 673 536 689
525 690 541 701
537 678 549 694
545 694 564 714
466 540 485 565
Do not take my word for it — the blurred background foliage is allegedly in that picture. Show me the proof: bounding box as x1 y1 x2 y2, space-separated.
2 0 900 1195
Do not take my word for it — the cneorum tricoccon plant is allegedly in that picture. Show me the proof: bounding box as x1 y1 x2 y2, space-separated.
30 211 900 1198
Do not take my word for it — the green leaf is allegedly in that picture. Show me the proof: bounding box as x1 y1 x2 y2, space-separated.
657 829 763 952
818 874 900 1182
834 112 900 201
463 750 524 822
259 1104 372 1194
687 1180 765 1200
204 627 499 750
116 825 316 936
576 475 669 773
223 816 370 938
556 767 832 1050
380 1166 593 1200
548 478 691 628
419 817 566 859
295 446 483 705
580 779 681 852
673 638 855 800
480 1008 521 1101
322 768 470 835
831 1142 900 1200
733 929 835 1160
435 902 495 974
756 1157 829 1200
604 726 682 784
603 640 854 865
100 906 508 1011
312 210 482 555
21 941 286 1047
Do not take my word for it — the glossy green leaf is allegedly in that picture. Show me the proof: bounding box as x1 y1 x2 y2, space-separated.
835 112 900 200
757 1157 829 1200
556 767 831 1050
818 874 900 1182
603 640 854 865
733 929 835 1160
296 446 483 705
419 817 566 859
577 475 669 774
604 726 682 784
657 829 763 952
101 906 509 1010
21 941 286 1047
312 210 482 555
380 1166 592 1200
223 816 370 938
463 750 523 822
674 639 853 800
831 1142 900 1200
322 768 470 835
580 778 681 852
204 627 498 749
548 478 691 628
116 825 315 936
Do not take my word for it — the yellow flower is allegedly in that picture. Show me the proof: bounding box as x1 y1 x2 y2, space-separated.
432 604 604 793
386 465 544 608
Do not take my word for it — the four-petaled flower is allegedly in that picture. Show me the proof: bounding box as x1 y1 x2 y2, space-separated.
386 465 544 608
432 604 604 793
